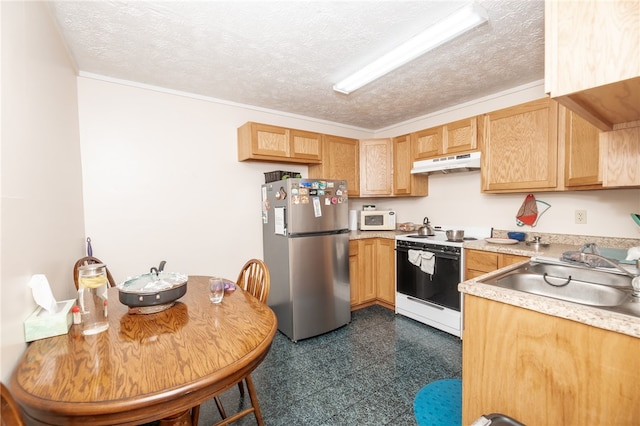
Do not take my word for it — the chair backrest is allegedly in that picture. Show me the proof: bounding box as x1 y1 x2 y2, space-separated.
1 382 25 426
236 259 270 304
73 256 117 290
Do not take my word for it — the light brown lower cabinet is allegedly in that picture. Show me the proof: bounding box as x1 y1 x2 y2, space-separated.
350 238 395 310
464 249 528 280
462 295 640 425
350 239 375 306
374 238 395 307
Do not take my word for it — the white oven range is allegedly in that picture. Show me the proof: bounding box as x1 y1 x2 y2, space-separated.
395 226 492 337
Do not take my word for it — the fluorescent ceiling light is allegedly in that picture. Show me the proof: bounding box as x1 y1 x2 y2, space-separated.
333 3 488 95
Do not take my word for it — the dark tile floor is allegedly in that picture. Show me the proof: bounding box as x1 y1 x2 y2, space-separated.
197 305 462 425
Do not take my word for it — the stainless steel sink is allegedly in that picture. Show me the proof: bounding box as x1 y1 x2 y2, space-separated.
478 261 639 316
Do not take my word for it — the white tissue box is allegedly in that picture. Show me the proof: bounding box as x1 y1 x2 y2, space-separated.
24 299 75 342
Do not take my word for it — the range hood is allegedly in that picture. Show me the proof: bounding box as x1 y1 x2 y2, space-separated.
411 151 481 175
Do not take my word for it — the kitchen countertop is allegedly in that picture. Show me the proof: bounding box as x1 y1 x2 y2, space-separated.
350 228 640 338
348 230 404 240
351 228 640 251
461 233 640 339
459 261 640 339
462 239 577 258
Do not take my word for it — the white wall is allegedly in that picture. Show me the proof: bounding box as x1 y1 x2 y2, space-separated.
351 173 640 239
77 78 372 283
1 2 85 381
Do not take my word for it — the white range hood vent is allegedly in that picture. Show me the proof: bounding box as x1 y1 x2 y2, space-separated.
411 151 481 175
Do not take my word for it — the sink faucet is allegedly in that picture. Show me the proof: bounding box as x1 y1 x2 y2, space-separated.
577 243 640 296
579 242 599 254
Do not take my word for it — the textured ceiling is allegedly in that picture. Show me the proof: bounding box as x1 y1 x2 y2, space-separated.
47 1 545 130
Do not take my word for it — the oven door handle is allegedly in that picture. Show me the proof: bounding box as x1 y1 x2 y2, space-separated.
407 296 445 310
395 247 460 261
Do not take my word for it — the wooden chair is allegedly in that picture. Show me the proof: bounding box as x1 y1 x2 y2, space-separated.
191 259 271 426
2 382 26 426
235 258 270 304
73 256 116 290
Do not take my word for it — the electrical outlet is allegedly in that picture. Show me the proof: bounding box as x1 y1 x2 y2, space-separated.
575 209 587 224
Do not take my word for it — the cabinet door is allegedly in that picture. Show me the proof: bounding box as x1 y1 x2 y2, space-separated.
249 123 289 157
465 250 498 280
444 117 478 154
290 129 322 162
481 98 559 193
498 253 529 269
563 108 602 188
359 139 392 196
393 134 428 196
545 1 640 129
309 135 360 197
349 240 359 306
463 295 640 425
359 239 377 303
465 249 528 280
375 239 396 306
237 122 289 160
412 127 442 160
545 1 640 97
603 126 640 187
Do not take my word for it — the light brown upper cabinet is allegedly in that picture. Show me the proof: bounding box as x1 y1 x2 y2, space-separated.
545 0 640 130
237 122 322 163
359 138 393 196
393 134 428 196
561 107 602 189
413 117 478 161
358 137 428 197
413 126 443 160
308 134 360 197
603 125 640 187
444 117 479 154
481 98 559 193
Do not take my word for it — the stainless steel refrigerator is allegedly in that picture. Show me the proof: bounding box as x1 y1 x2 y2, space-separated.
261 178 351 341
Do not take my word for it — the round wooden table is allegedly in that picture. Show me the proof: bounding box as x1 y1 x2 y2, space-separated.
10 276 277 425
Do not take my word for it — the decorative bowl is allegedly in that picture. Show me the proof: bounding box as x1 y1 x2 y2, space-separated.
507 232 526 241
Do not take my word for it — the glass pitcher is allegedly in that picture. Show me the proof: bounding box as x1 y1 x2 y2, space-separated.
77 263 109 335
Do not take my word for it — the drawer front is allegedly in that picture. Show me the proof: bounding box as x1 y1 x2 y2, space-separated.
466 250 498 272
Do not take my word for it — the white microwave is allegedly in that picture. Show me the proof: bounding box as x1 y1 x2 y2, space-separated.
360 210 396 231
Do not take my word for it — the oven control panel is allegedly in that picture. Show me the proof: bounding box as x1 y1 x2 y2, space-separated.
396 239 461 255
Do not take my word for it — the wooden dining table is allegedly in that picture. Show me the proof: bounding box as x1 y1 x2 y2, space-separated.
10 275 278 426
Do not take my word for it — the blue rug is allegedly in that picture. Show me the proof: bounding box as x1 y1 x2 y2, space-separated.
413 379 462 426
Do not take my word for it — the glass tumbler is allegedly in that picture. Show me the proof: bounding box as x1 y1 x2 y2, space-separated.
209 277 225 304
77 263 109 335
